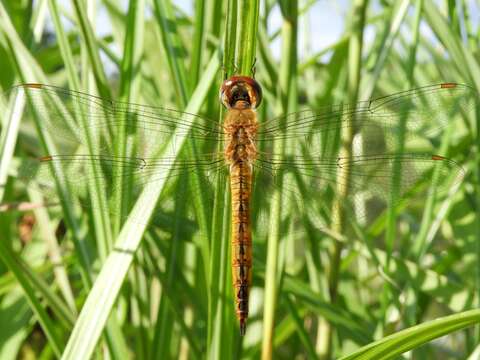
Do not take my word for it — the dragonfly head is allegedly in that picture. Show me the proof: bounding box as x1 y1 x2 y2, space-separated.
220 76 262 109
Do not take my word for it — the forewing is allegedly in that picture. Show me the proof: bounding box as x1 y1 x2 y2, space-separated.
257 83 475 158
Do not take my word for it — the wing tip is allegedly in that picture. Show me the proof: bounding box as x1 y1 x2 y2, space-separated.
440 82 457 89
23 83 44 89
432 154 465 184
39 155 53 162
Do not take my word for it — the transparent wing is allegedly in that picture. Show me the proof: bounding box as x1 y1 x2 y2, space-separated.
11 82 475 230
14 83 224 151
253 83 475 230
12 83 226 225
252 154 464 231
257 83 475 154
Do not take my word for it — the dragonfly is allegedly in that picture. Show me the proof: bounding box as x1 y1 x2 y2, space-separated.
9 78 474 335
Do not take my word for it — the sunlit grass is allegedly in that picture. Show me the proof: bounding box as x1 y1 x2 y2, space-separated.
0 1 479 359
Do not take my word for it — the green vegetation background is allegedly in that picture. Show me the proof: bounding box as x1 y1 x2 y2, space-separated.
0 0 479 359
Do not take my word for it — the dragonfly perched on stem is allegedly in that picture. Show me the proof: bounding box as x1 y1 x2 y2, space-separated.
8 79 473 335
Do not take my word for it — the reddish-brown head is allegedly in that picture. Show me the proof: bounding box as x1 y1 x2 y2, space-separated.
219 76 262 109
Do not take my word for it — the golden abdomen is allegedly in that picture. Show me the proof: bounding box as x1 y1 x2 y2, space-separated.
230 161 253 335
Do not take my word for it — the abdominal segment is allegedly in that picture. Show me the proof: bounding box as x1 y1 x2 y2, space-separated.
230 161 253 335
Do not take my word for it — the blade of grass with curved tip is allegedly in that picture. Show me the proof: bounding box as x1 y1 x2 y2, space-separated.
339 309 480 360
60 52 220 360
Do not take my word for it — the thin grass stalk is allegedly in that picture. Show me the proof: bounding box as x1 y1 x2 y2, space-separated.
322 1 368 358
27 186 77 313
203 0 224 115
93 3 148 354
153 0 190 100
207 50 232 358
475 78 480 347
362 0 409 99
207 177 229 358
206 5 235 348
190 0 205 86
154 175 186 358
385 0 418 265
383 0 420 275
262 1 297 359
205 6 236 349
72 0 109 98
205 0 223 46
389 0 423 337
0 90 23 202
114 0 144 236
210 188 231 359
29 0 47 43
115 4 146 353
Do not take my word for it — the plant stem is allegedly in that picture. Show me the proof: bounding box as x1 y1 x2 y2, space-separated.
320 0 368 358
262 1 297 359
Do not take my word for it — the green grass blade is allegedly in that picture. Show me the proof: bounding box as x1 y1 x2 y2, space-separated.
339 309 480 360
262 1 297 358
71 0 110 98
0 89 23 202
0 242 64 357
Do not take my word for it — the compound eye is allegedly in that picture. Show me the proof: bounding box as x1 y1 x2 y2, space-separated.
220 76 263 109
247 78 262 108
219 86 231 108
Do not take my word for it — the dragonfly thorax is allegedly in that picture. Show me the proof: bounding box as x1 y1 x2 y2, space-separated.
224 108 258 166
